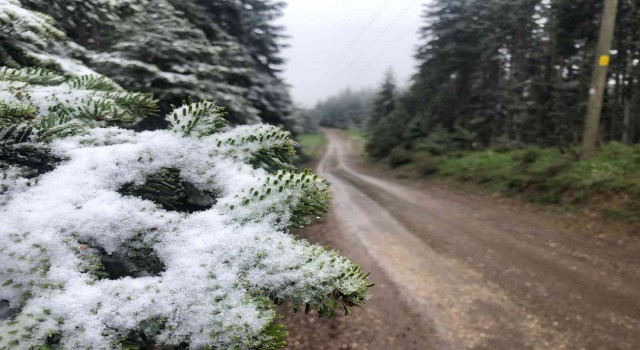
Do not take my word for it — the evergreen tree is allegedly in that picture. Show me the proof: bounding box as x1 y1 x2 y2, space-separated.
412 0 483 132
16 0 294 127
608 0 640 144
366 71 398 159
0 0 96 75
309 88 375 130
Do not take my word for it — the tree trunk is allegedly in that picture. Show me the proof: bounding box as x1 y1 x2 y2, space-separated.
623 98 632 144
581 0 619 158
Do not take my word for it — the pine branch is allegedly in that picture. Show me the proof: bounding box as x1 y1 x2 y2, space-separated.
0 66 64 85
167 99 227 137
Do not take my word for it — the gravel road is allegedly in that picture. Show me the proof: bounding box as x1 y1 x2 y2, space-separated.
281 129 640 349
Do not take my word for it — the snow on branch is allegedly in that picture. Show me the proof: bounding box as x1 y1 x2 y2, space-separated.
0 67 157 128
0 0 65 44
0 76 371 349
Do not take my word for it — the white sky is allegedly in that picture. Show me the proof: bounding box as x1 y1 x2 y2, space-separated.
279 0 425 107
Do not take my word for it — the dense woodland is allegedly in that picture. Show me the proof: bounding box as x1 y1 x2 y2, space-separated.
309 88 374 131
359 0 640 158
307 0 640 216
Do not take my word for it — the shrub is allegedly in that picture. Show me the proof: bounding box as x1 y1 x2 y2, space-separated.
388 146 413 168
412 151 442 175
417 141 640 213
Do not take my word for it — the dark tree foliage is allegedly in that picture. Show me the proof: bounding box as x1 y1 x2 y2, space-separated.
366 0 640 157
13 0 293 128
168 0 294 128
308 88 375 131
366 71 399 159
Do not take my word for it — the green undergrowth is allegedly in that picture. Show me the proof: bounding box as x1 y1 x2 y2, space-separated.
344 129 365 143
390 142 640 222
297 133 327 163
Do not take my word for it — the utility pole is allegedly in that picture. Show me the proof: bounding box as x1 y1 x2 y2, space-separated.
581 0 619 159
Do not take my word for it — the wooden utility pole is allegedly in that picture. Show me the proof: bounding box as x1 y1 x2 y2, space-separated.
581 0 619 159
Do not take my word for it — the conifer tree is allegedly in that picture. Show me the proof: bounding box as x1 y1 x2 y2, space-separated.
309 88 375 130
0 0 95 75
169 0 295 128
365 71 398 159
17 0 295 127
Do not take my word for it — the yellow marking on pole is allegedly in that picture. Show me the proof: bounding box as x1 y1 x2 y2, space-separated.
599 55 610 67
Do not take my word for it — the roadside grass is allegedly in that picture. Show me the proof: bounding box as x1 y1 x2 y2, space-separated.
297 133 327 162
391 142 640 222
344 129 365 143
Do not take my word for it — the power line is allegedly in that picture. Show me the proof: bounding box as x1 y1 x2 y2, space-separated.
312 0 420 103
341 0 418 76
347 19 421 83
315 0 392 83
349 0 393 47
342 0 420 84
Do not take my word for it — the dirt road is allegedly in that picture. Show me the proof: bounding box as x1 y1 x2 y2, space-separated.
281 129 640 349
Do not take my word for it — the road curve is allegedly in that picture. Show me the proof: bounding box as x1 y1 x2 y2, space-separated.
315 129 640 350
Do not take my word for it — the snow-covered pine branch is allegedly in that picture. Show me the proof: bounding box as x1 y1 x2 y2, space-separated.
0 0 64 46
0 0 100 76
0 67 157 129
0 69 370 350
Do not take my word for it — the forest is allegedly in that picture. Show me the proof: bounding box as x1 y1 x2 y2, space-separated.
3 0 640 349
316 0 640 151
311 0 640 219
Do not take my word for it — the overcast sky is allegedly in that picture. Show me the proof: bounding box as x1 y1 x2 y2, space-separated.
279 0 425 107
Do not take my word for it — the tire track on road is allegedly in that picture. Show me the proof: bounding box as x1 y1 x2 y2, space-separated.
317 129 640 349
